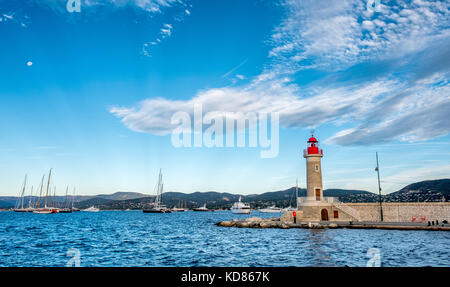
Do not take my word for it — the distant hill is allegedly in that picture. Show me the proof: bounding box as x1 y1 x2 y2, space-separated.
384 179 450 202
96 192 150 201
75 187 377 210
1 179 448 210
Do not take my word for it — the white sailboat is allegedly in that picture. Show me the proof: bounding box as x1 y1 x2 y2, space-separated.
284 178 299 212
143 169 172 213
171 200 188 212
33 169 58 214
13 174 28 212
231 196 251 214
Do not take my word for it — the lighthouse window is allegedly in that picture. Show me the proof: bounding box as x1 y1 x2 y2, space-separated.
315 164 319 172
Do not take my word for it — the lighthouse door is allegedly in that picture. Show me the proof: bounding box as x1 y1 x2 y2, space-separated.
315 189 321 201
321 209 329 221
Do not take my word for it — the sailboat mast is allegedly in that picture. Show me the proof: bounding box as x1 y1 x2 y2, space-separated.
72 187 75 209
28 186 34 208
44 168 52 208
37 175 45 209
296 178 298 209
21 174 27 209
53 186 56 208
65 186 69 209
156 169 162 207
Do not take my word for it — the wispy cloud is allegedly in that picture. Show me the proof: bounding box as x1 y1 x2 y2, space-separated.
269 0 450 71
112 0 450 146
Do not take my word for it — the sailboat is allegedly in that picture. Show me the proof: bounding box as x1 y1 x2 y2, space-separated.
143 169 172 213
283 179 299 212
59 186 73 213
13 174 29 212
33 169 58 214
25 185 35 212
171 200 188 212
71 187 80 212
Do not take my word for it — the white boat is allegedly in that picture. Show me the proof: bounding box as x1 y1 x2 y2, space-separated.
33 208 58 214
231 196 251 214
171 207 187 212
283 206 297 212
143 169 172 213
259 206 284 213
83 206 100 212
171 200 188 212
193 203 210 212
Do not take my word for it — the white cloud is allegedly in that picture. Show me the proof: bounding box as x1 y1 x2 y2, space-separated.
269 0 450 71
160 23 172 37
112 0 450 147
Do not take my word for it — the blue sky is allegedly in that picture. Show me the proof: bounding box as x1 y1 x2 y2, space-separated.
0 0 449 196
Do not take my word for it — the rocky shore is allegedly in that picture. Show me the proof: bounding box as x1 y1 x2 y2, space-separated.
215 217 335 229
215 217 450 231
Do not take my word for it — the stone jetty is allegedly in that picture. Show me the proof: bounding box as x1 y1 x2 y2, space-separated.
215 217 450 231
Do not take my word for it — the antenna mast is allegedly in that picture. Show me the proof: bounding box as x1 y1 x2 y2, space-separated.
375 152 384 222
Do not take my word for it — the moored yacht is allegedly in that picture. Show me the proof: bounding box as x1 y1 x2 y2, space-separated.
258 205 284 213
193 203 210 212
82 206 100 212
231 196 251 214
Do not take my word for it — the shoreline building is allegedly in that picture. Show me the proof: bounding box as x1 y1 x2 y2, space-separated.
283 134 450 223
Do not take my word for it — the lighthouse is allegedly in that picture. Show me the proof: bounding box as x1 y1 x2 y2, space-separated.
303 134 324 203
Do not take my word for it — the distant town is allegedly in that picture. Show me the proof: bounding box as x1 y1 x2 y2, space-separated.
1 179 448 211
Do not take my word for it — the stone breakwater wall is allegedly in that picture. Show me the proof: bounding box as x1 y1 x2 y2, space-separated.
215 217 450 231
215 217 290 228
279 202 450 222
346 202 450 222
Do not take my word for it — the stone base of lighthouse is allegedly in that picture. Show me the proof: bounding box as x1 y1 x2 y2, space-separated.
281 202 356 222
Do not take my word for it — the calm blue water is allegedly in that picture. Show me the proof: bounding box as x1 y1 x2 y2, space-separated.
0 210 449 267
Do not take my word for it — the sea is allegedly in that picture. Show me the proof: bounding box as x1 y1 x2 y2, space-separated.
0 210 449 267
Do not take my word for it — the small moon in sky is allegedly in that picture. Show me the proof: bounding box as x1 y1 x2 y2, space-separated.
27 61 33 66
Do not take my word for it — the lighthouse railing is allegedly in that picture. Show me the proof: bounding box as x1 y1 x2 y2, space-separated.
303 149 323 156
297 196 339 204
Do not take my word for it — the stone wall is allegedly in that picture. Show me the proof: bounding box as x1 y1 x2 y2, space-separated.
282 202 450 223
347 202 450 222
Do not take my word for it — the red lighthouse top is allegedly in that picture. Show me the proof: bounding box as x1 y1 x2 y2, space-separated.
304 134 323 156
